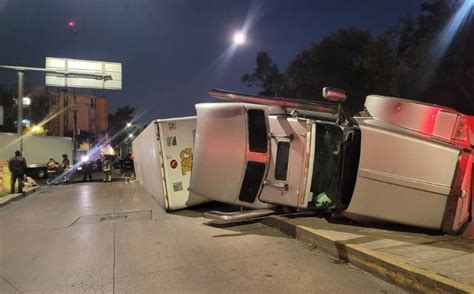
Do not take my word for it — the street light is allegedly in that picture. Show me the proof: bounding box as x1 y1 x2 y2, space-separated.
22 97 31 106
128 133 134 138
67 19 78 162
126 122 132 128
233 32 246 45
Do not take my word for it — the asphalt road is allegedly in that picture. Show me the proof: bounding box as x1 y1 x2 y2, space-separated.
0 180 405 293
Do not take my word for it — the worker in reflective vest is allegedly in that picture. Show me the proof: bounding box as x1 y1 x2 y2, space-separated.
102 155 112 183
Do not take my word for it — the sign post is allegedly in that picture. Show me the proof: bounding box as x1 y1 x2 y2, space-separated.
0 58 122 157
45 57 122 161
17 70 24 152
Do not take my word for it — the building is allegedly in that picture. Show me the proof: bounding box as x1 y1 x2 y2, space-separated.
2 83 109 147
48 88 108 145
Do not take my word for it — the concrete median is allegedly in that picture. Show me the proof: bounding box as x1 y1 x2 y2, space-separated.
262 215 474 293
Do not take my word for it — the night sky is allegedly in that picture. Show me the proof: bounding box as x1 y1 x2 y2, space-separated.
0 0 424 124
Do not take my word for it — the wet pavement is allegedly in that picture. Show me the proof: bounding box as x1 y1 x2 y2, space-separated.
0 180 404 293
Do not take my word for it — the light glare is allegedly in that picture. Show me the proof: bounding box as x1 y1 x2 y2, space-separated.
233 32 246 45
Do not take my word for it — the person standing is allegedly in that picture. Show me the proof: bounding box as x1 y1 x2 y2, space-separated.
59 154 71 183
61 154 70 170
102 155 112 182
122 153 134 183
8 150 27 194
82 160 93 182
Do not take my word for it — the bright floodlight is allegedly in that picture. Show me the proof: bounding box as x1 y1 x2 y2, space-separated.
233 32 246 45
126 122 132 128
22 97 31 106
81 155 89 162
128 133 134 138
31 125 40 133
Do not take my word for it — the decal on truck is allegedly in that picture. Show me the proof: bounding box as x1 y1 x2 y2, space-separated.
168 122 176 131
180 148 193 175
167 136 177 146
170 160 178 169
173 182 183 192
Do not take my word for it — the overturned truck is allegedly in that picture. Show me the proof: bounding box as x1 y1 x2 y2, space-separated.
132 117 209 211
189 88 474 238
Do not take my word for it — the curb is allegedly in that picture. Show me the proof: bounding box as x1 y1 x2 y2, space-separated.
0 187 39 207
262 215 474 294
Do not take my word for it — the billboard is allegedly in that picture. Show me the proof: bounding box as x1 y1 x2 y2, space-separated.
45 57 122 90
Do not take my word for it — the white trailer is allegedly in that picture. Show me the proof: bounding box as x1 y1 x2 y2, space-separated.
0 132 73 178
132 117 209 211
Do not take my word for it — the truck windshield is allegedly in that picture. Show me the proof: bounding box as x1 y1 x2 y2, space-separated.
247 109 268 153
310 123 343 209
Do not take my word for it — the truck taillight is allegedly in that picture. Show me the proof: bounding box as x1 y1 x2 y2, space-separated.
452 116 468 142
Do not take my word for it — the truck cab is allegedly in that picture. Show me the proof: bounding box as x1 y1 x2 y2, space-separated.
189 88 474 237
189 89 360 212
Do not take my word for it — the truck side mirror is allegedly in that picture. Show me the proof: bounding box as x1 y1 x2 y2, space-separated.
322 87 347 103
322 87 357 126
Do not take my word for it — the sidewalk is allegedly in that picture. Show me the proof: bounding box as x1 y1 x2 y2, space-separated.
262 214 474 293
0 186 39 207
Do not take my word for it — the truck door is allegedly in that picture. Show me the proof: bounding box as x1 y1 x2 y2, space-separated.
259 115 315 208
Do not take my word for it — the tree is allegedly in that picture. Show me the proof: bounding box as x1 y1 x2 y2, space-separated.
242 0 473 114
107 106 136 148
391 0 474 113
241 51 288 97
363 32 397 97
243 29 388 113
29 94 51 125
0 86 16 133
0 85 53 133
285 28 373 112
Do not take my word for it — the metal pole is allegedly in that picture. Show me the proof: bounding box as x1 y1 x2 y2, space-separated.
72 30 76 59
17 70 24 154
72 29 78 162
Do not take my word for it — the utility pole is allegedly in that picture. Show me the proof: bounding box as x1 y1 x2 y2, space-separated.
17 70 24 153
68 20 78 162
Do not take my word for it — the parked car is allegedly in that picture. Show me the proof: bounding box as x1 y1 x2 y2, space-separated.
189 88 474 237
